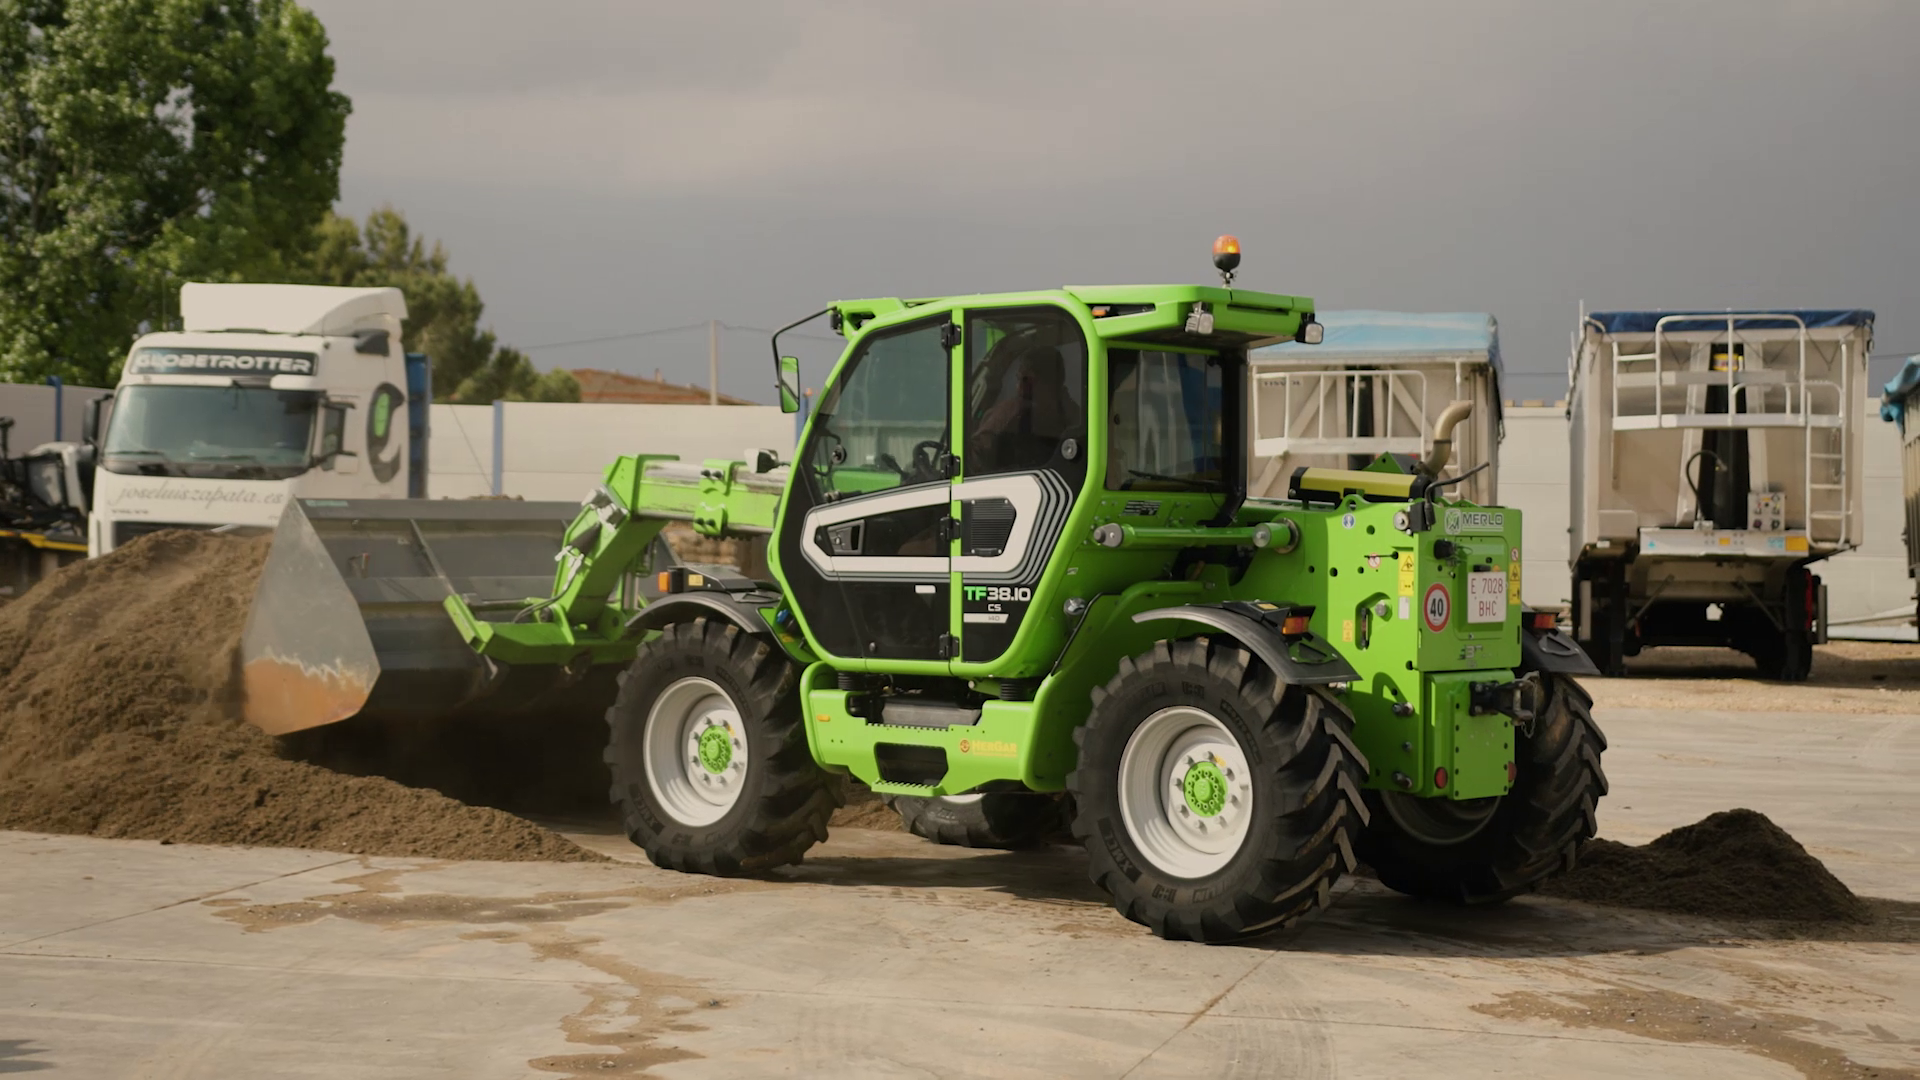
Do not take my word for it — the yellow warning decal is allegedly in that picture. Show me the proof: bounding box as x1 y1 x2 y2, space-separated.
1341 619 1355 643
1508 562 1522 606
1398 552 1416 596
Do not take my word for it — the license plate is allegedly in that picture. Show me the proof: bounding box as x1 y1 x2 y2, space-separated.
1467 570 1507 623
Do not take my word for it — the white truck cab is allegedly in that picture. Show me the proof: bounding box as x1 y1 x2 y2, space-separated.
92 283 428 555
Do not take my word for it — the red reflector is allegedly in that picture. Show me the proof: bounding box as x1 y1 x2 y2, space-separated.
1506 760 1518 785
1529 612 1557 631
1281 614 1312 636
1433 767 1449 790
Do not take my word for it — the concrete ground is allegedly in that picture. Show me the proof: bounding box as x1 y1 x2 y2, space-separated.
2 694 1917 1079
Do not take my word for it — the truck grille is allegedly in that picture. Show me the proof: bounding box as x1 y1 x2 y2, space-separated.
112 520 211 550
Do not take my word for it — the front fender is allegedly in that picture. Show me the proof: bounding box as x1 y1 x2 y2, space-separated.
626 591 774 639
1131 605 1360 686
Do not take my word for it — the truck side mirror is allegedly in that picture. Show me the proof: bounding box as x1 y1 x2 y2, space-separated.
777 355 801 414
82 394 113 447
316 402 356 470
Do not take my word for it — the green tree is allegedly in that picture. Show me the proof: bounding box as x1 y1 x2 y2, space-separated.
0 0 349 386
296 207 578 403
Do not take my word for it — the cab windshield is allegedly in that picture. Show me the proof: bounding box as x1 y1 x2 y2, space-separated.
102 384 320 480
1106 348 1226 491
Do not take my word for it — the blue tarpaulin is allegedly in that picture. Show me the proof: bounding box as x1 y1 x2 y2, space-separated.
1254 310 1502 379
1881 356 1920 430
1586 310 1875 335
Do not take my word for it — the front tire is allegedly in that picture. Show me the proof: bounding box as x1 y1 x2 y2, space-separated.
604 619 838 875
1357 672 1607 904
883 790 1067 849
1069 638 1369 943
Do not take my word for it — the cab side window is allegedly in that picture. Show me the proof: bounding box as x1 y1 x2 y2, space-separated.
964 307 1087 477
807 319 950 496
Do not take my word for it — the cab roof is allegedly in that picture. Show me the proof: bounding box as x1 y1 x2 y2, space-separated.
830 284 1315 349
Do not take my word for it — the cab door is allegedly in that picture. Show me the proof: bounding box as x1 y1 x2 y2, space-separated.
953 306 1090 665
777 315 955 664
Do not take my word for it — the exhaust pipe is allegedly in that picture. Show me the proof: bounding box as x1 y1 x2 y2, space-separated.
1419 400 1474 479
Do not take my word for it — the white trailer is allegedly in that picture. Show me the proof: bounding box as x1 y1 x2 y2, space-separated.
1567 309 1874 679
1247 311 1503 506
1879 355 1920 629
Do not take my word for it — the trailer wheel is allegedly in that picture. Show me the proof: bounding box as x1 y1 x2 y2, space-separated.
1748 628 1813 683
1068 638 1368 943
605 619 838 875
883 790 1067 849
1357 673 1607 904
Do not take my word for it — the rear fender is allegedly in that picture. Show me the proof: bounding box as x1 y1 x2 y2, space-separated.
1130 605 1360 686
1520 625 1600 676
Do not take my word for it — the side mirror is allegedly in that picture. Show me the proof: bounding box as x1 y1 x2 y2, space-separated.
82 394 113 447
777 355 801 414
315 402 357 470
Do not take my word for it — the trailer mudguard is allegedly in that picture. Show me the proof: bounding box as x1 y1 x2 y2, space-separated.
1130 605 1360 686
1520 625 1600 676
626 591 779 640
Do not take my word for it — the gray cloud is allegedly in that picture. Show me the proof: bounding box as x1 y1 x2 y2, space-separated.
308 0 1920 403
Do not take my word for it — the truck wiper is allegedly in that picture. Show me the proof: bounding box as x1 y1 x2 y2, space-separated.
1123 468 1222 491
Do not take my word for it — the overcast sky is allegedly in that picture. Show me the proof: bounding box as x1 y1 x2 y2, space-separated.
305 0 1919 404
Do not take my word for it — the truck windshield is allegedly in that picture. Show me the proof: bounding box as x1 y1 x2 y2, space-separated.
102 385 320 480
1106 348 1226 492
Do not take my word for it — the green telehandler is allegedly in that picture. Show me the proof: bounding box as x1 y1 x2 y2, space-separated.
240 242 1607 942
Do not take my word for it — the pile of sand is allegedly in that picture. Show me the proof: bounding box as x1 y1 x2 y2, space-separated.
1543 809 1870 923
0 531 596 861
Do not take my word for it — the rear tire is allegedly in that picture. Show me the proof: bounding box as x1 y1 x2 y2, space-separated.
883 790 1067 849
604 619 838 875
1069 638 1369 943
1357 672 1607 904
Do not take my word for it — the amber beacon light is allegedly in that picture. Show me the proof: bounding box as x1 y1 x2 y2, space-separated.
1212 235 1242 285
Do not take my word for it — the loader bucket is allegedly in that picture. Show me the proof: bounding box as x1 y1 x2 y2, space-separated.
239 499 661 735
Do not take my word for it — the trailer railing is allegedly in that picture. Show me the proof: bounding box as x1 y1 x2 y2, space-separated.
1604 313 1849 546
1250 369 1430 460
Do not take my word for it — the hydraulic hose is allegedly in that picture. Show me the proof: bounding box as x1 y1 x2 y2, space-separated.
1419 400 1474 478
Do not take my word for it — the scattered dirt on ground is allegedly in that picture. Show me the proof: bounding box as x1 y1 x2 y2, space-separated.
830 782 903 831
0 531 597 861
1476 986 1917 1080
1587 643 1920 715
1543 808 1872 925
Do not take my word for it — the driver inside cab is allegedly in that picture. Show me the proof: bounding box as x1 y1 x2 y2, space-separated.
970 337 1074 474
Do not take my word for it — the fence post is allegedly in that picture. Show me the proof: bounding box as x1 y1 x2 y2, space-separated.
491 399 505 496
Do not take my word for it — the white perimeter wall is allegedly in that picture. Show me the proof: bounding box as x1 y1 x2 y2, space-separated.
1499 405 1573 609
428 402 798 502
1497 397 1909 634
0 383 114 450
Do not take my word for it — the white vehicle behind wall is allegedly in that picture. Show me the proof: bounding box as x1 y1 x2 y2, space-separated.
1566 308 1873 680
91 283 431 555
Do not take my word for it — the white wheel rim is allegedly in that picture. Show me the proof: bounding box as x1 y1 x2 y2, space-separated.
1117 706 1255 878
641 677 749 827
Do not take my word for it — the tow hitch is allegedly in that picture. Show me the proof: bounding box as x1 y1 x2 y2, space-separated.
1469 671 1543 732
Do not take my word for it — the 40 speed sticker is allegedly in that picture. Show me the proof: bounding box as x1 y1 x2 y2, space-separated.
1422 583 1451 632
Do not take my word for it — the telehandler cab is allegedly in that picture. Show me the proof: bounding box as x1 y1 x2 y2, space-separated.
243 240 1606 942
